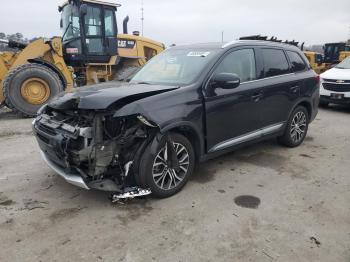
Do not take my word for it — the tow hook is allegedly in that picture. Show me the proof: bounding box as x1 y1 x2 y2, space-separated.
111 187 152 203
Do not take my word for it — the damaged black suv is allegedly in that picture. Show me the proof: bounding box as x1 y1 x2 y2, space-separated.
33 41 319 198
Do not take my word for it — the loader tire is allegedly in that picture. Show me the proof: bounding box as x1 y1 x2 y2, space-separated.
4 63 63 118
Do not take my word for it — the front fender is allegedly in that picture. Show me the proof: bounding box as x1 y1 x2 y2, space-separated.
113 86 205 155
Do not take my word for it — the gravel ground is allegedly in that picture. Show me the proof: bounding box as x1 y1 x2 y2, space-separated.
0 106 349 262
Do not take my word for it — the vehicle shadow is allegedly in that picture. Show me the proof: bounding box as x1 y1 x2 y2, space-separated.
320 104 350 114
190 139 283 184
0 106 20 120
48 134 314 209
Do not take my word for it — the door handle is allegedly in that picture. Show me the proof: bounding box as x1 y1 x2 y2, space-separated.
251 93 263 102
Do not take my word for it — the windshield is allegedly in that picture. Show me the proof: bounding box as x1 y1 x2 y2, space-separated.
335 57 350 69
130 48 219 86
61 5 81 42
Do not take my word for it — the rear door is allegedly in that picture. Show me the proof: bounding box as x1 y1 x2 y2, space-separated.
204 48 266 152
257 48 300 127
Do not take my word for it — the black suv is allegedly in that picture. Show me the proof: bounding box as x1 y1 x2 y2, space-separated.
33 40 320 198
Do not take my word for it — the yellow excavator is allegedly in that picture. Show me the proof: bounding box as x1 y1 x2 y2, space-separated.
0 0 164 117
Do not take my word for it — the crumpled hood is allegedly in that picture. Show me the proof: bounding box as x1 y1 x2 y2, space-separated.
48 82 179 110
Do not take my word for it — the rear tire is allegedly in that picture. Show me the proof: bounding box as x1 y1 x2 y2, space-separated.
137 133 195 198
278 106 309 148
3 63 63 118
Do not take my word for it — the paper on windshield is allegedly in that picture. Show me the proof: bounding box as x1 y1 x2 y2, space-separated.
187 51 211 57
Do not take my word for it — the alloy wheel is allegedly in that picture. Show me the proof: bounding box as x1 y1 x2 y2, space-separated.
152 142 190 190
290 111 307 143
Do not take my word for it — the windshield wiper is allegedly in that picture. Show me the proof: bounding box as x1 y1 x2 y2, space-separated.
135 81 152 85
335 67 346 69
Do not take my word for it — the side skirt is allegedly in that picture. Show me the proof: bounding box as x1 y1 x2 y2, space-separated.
200 123 286 162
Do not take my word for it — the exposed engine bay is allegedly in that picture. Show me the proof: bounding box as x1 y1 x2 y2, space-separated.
33 105 159 197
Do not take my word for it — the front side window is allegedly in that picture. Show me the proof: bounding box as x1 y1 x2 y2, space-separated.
287 51 306 72
262 49 289 77
316 54 323 64
61 5 81 42
214 49 256 82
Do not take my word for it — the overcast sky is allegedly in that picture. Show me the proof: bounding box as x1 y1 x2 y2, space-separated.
0 0 349 46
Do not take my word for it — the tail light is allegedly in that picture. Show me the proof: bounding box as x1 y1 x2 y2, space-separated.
315 75 320 85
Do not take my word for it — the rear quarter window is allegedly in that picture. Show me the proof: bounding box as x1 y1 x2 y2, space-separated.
287 51 307 72
262 49 289 78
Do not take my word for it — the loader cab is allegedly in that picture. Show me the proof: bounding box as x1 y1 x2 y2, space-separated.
323 43 350 64
60 0 119 66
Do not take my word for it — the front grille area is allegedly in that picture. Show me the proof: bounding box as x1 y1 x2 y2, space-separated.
37 122 57 136
37 133 50 144
323 83 350 92
323 79 350 84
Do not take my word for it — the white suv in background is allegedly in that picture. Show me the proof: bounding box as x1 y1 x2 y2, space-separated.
320 57 350 106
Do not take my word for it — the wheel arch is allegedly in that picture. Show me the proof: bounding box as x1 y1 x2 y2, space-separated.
28 59 67 89
289 99 312 120
161 122 204 163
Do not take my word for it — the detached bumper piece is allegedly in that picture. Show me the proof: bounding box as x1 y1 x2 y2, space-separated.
111 187 152 203
40 151 90 190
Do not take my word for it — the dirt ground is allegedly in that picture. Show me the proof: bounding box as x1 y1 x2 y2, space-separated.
0 106 349 262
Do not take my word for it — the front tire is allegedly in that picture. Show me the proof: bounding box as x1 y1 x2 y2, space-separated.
3 63 63 117
137 133 195 198
278 106 309 148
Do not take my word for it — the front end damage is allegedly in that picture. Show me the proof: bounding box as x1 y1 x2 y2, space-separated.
33 106 158 198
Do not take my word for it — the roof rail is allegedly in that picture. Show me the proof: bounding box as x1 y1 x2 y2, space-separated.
239 35 303 48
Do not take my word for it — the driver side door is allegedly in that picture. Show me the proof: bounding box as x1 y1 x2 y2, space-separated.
204 48 265 153
83 5 117 62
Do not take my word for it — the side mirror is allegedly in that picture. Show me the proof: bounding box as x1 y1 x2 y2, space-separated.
79 4 88 16
211 73 241 89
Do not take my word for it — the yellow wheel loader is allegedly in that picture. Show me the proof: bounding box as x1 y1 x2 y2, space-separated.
0 0 164 117
303 43 350 74
303 51 327 74
323 42 350 65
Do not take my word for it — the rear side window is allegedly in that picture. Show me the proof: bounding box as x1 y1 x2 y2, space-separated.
262 49 289 78
214 49 256 82
287 51 307 72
